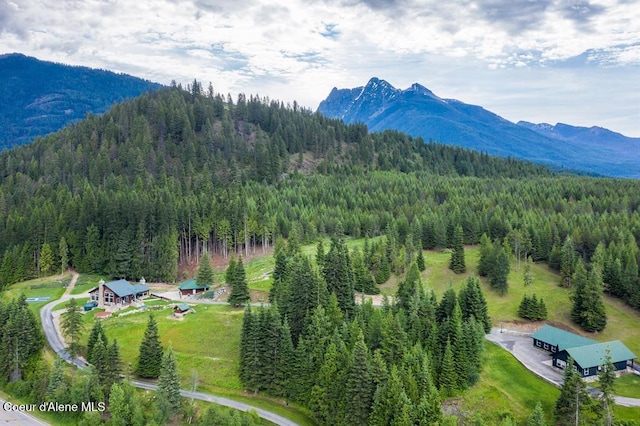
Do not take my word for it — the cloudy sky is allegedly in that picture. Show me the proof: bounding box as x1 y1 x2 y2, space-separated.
1 0 639 136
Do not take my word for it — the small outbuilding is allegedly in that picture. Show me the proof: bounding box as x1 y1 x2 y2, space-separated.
174 303 191 314
552 340 636 377
178 279 210 297
531 324 596 353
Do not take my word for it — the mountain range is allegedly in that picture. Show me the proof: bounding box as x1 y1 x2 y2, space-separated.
318 78 640 178
0 53 161 150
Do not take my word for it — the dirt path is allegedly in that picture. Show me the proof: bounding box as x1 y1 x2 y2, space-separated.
63 270 79 297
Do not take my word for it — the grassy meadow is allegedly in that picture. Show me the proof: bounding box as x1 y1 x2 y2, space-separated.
1 273 72 318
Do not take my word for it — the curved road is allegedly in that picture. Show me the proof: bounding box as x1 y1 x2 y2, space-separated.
487 328 640 407
39 274 299 426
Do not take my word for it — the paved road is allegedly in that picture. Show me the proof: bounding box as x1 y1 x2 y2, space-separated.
132 380 299 426
39 274 299 425
487 328 640 407
0 396 50 425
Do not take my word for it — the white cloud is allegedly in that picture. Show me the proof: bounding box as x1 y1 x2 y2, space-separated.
0 0 638 135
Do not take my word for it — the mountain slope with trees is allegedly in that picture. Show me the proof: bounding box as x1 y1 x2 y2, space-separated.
0 53 161 150
0 83 638 315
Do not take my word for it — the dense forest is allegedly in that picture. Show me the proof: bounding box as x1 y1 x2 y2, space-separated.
240 236 489 425
0 83 638 311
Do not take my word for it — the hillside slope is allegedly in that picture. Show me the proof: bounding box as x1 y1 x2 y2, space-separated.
0 53 162 149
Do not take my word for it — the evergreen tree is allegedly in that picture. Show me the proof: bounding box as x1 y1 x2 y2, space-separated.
489 243 510 295
459 276 491 333
449 225 466 273
135 314 163 378
228 256 250 306
59 237 69 274
86 320 107 365
157 347 182 418
46 357 69 403
60 297 84 359
396 263 420 312
416 249 426 272
195 251 214 287
560 236 578 287
554 356 591 425
438 339 457 397
40 242 54 276
323 236 355 317
571 263 607 332
477 233 492 277
108 383 130 426
345 333 374 426
597 349 616 426
526 402 546 426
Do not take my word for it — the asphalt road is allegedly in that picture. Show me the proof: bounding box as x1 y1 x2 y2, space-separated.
486 327 640 407
132 380 299 426
0 396 50 426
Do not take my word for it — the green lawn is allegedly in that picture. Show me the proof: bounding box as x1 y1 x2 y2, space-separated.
593 373 640 399
460 342 640 424
94 304 317 425
1 274 72 318
416 246 640 356
459 341 560 424
71 273 104 295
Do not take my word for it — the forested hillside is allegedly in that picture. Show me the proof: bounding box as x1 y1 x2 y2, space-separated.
0 53 161 149
0 83 638 310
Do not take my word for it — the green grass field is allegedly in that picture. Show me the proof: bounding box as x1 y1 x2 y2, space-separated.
93 304 316 425
592 373 640 399
461 342 640 424
417 246 640 356
1 274 72 318
71 273 104 295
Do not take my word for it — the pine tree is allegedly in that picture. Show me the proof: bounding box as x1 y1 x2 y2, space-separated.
157 347 182 417
477 233 492 277
416 249 426 271
46 357 69 403
459 276 491 333
554 356 591 425
59 237 69 274
323 236 355 317
526 402 546 426
571 263 607 332
597 349 616 426
135 314 163 378
489 243 510 295
228 256 250 306
449 225 466 274
195 251 214 287
345 333 374 426
86 320 107 365
397 263 420 312
438 339 457 397
40 243 54 276
60 297 84 358
108 383 130 426
560 236 578 287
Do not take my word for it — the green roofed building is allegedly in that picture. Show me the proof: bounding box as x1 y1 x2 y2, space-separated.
553 340 636 377
179 279 210 297
531 324 596 353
